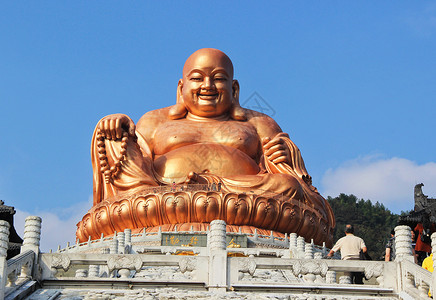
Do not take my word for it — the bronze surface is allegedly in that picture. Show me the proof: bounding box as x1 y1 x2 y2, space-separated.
77 48 335 246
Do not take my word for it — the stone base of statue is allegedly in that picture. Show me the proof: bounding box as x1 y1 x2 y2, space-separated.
76 185 333 246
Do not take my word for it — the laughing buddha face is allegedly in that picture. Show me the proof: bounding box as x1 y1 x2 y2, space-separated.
178 48 240 118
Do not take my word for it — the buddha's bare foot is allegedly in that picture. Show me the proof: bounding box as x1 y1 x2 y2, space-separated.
187 172 208 184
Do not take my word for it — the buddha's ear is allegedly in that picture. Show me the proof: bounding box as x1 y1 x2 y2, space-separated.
177 79 184 103
232 80 240 104
230 79 246 121
169 79 188 120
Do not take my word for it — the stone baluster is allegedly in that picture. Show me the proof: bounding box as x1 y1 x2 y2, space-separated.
110 235 118 254
208 220 227 292
289 233 297 248
314 252 323 259
417 280 430 299
75 269 87 278
124 229 132 254
20 216 42 278
339 275 351 284
18 262 31 281
0 220 10 299
7 270 17 288
305 243 314 259
21 216 42 254
287 233 297 258
326 270 336 284
404 272 415 289
88 265 100 278
118 232 125 254
431 232 436 297
394 225 413 262
297 236 305 257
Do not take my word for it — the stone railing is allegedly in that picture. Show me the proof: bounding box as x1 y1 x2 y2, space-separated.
3 218 436 299
5 250 34 294
0 216 41 300
31 220 388 298
58 225 328 258
394 225 432 299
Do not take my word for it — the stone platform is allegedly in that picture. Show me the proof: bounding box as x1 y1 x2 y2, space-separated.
1 219 432 299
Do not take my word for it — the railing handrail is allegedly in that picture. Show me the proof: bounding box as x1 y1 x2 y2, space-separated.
7 250 34 268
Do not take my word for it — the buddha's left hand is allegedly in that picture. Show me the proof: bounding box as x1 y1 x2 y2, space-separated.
262 136 291 165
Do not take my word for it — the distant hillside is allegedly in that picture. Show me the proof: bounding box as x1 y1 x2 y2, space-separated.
327 194 399 260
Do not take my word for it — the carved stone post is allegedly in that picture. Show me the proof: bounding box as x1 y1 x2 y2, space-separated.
289 233 297 248
288 233 297 258
208 220 226 251
21 216 42 253
394 225 413 262
297 236 305 257
124 229 132 254
118 232 125 254
0 220 10 299
20 216 42 278
208 220 227 292
110 236 118 254
305 243 314 259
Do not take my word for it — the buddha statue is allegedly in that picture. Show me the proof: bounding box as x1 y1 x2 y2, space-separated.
76 48 335 246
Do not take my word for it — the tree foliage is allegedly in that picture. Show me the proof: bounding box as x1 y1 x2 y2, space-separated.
327 194 399 260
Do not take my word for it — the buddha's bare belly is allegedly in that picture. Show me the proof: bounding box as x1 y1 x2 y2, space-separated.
153 143 260 179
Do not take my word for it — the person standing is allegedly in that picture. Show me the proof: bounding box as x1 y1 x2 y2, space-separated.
385 229 395 261
327 224 368 284
415 213 435 265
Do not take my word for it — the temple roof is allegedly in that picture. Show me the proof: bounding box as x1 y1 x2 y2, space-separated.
0 200 23 259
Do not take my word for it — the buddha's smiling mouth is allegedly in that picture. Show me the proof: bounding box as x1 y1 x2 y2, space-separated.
198 93 219 100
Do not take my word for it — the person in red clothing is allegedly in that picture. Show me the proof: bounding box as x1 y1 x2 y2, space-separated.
415 213 435 265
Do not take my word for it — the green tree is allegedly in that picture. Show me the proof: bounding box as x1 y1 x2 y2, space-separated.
327 194 399 260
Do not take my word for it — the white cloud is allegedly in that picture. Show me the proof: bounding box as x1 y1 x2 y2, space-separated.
14 198 92 252
320 156 436 214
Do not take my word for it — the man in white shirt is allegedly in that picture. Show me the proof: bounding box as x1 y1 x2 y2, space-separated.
327 224 367 284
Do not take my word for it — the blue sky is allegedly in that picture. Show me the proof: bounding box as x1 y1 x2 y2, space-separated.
1 2 435 251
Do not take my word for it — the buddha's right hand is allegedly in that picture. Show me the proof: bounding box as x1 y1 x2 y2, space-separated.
97 114 136 140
